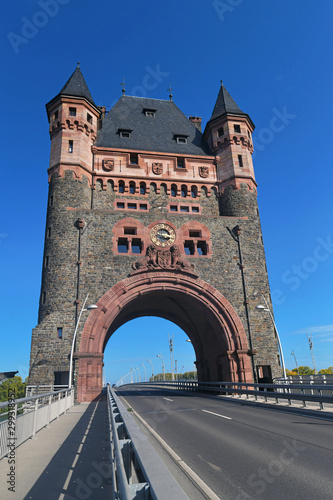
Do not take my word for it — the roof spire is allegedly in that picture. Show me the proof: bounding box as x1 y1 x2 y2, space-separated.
77 61 80 69
121 77 126 95
209 80 245 121
168 84 173 101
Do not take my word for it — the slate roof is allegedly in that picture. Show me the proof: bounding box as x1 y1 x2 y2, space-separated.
57 65 96 106
96 95 212 156
210 83 245 121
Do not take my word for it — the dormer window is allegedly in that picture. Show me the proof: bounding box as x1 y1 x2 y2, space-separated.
119 129 131 138
144 108 156 117
175 135 188 144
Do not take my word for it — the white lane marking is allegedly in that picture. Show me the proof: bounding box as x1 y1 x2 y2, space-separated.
202 409 232 420
163 397 173 402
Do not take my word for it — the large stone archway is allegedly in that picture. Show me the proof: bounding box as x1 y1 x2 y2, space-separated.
77 269 253 402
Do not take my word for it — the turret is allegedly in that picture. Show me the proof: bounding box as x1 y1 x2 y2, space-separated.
204 82 257 217
45 63 100 184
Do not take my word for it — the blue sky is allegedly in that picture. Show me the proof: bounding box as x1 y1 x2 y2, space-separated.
1 0 332 384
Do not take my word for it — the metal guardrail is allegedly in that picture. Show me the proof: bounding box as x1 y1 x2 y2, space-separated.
107 384 188 500
0 388 74 460
25 385 69 397
119 380 333 410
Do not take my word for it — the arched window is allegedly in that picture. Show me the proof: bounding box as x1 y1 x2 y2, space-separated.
161 183 167 194
181 185 187 198
171 184 177 197
118 181 125 193
129 181 135 194
150 182 157 194
140 182 146 195
191 186 197 198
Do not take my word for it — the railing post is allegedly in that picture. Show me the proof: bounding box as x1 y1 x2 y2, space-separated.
56 392 61 419
46 394 52 427
32 397 39 438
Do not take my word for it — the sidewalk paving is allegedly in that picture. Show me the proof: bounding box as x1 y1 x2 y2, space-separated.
0 395 113 500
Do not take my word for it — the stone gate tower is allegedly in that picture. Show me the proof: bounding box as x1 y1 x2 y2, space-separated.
29 65 281 401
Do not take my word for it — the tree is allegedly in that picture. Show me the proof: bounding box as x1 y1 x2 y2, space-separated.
0 376 28 403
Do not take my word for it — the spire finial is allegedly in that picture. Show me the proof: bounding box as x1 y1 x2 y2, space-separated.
220 79 223 87
77 62 80 69
121 77 126 95
168 84 173 101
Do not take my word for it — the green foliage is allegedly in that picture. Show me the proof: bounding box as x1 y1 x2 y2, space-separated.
0 376 28 403
319 368 333 374
149 371 197 381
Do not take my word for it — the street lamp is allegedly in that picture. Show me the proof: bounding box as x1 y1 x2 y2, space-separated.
156 353 165 381
256 297 287 379
147 359 154 381
136 367 141 382
68 294 98 388
140 363 147 382
291 350 299 375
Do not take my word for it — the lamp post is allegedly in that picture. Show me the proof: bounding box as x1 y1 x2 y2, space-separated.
140 363 147 382
156 353 165 381
147 359 154 381
291 350 299 375
136 367 141 382
256 297 287 379
68 294 98 388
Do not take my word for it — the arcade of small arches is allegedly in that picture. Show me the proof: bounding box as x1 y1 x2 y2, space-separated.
94 178 218 198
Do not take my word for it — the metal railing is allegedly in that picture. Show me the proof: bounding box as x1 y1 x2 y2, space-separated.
0 388 74 460
107 384 188 499
25 385 69 397
118 380 333 411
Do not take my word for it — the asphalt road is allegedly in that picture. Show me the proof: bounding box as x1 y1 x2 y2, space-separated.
116 387 333 500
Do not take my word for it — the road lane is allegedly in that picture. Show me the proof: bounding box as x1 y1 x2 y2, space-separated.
117 387 333 500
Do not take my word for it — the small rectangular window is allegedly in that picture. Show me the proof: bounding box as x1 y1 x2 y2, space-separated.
42 292 46 304
117 202 125 209
176 136 187 144
180 206 189 212
47 227 51 238
184 241 195 255
238 155 243 167
189 230 201 238
69 107 76 116
145 110 156 117
191 206 199 213
57 327 63 339
49 195 53 207
197 241 208 256
69 140 73 153
177 158 184 168
234 124 241 133
87 113 92 124
132 239 142 254
119 129 131 138
170 205 178 212
45 256 49 267
130 154 138 164
218 127 224 137
139 204 148 210
118 238 128 253
53 110 58 121
128 203 137 210
124 227 136 235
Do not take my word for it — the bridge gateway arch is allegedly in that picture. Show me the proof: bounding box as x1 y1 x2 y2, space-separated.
29 65 280 401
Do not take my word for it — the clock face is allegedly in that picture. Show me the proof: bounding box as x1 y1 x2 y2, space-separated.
150 223 176 247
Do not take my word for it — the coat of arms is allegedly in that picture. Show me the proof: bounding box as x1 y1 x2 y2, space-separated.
198 166 209 178
152 163 163 175
103 159 114 172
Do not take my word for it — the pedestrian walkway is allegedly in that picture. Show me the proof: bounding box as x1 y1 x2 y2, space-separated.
0 395 113 500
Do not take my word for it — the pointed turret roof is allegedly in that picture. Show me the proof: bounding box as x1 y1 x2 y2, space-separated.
210 81 245 121
58 63 96 105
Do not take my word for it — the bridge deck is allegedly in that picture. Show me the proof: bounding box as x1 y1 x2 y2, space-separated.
0 395 113 500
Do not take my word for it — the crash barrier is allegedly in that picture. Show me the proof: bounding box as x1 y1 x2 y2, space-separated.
118 380 333 411
0 388 74 460
107 384 188 500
